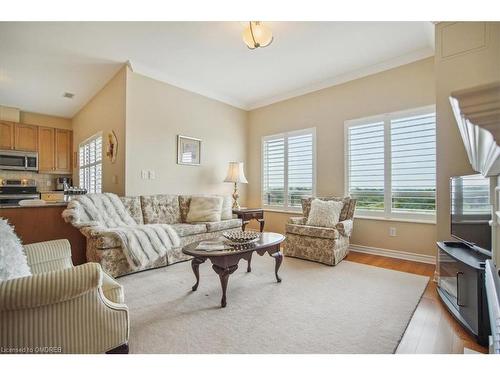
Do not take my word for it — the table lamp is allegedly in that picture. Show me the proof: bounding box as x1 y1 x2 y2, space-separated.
224 162 248 209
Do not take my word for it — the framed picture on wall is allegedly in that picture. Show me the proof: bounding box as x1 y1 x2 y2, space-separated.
177 135 201 165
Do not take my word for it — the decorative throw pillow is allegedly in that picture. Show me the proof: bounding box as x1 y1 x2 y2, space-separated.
220 195 233 220
186 196 223 222
0 218 32 281
302 196 350 221
306 199 344 228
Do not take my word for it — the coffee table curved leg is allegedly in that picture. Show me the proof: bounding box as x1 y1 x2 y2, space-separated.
191 257 206 291
212 264 238 308
270 250 283 283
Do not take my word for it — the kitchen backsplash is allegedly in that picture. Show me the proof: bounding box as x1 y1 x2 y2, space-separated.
0 170 72 192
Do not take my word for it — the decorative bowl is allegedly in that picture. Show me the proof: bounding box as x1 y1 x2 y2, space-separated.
222 230 260 243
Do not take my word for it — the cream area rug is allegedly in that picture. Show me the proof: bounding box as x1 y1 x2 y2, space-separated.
119 255 429 354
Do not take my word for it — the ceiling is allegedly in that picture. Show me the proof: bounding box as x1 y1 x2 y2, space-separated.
0 22 434 118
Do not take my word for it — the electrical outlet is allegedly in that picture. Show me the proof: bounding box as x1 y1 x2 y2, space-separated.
389 227 397 237
141 170 148 179
148 170 156 180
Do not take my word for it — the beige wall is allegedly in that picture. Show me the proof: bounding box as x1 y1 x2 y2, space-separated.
0 106 72 129
21 111 72 130
246 57 437 256
71 66 127 195
435 22 500 244
125 69 248 199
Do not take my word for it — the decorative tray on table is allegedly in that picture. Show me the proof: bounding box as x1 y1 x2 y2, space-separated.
222 230 261 245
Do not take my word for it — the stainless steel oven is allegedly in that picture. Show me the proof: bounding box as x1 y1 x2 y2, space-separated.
0 149 38 171
0 179 39 206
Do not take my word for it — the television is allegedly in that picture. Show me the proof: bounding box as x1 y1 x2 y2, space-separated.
450 173 492 254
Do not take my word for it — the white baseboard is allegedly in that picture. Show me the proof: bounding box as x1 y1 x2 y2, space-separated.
349 244 436 265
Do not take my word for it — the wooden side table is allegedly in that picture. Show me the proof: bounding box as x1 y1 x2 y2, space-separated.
232 208 265 232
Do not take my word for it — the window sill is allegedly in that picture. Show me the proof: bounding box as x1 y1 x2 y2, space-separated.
354 215 436 225
263 208 302 215
261 209 436 224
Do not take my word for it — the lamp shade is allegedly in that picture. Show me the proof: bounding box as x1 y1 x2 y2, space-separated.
224 162 248 183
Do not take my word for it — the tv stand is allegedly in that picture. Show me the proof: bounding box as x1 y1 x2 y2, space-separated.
443 241 471 248
437 241 490 346
443 241 492 257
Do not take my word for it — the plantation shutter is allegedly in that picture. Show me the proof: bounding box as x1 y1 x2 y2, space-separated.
94 135 103 193
390 113 436 213
79 134 103 194
78 143 87 191
287 132 314 208
347 122 385 211
262 136 285 206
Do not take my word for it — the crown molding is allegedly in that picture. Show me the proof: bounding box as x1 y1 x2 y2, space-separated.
127 60 250 110
247 47 435 110
125 59 134 72
127 47 435 113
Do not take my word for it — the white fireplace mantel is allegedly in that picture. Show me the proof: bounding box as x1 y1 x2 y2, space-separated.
449 82 500 177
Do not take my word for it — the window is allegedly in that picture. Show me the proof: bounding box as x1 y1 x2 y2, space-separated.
262 128 316 210
79 133 103 194
345 106 436 221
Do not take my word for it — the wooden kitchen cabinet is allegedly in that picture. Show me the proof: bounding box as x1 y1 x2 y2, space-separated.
55 129 72 173
0 120 14 150
38 126 56 172
2 120 73 173
14 123 38 151
38 127 72 174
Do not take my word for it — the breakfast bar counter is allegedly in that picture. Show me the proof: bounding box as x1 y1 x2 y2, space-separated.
0 203 86 265
0 202 69 208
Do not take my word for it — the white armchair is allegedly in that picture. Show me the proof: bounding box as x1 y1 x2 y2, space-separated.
0 239 129 354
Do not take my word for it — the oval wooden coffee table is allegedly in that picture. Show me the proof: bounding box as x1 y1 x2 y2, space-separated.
182 232 285 308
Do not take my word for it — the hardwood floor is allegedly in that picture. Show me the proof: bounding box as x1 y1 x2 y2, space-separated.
345 251 488 354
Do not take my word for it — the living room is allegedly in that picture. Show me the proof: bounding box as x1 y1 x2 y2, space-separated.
1 0 500 372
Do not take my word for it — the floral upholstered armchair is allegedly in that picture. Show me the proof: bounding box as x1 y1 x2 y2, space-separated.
284 197 356 266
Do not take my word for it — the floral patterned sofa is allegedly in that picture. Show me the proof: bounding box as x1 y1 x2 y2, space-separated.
75 195 242 277
284 197 356 266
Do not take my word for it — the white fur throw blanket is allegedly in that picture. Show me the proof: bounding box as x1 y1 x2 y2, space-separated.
0 218 32 281
62 193 180 268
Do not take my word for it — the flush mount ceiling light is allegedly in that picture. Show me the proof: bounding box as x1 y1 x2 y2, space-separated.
242 21 273 50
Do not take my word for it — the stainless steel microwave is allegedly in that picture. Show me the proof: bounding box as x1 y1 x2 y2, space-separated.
0 150 38 171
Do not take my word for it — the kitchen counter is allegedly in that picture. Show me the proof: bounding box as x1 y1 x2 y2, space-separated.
0 203 86 265
0 202 69 208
